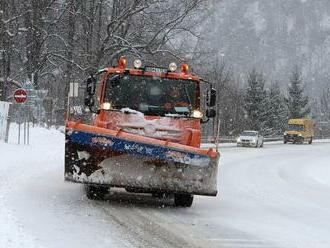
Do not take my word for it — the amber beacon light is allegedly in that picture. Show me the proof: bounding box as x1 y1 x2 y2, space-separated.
118 57 127 69
181 63 189 74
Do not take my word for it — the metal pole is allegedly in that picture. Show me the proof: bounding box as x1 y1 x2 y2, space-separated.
215 116 221 151
5 115 10 143
18 104 21 145
4 103 11 143
31 73 34 87
27 109 30 145
66 94 71 122
23 109 26 145
18 123 21 145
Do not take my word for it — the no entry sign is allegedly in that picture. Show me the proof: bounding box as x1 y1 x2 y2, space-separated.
14 89 28 104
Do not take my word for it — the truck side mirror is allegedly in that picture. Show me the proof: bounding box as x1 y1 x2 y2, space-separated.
207 88 217 107
86 76 96 96
206 109 216 118
84 96 94 107
85 76 96 107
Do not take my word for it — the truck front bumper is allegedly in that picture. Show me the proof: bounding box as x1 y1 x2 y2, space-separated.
65 124 220 196
284 135 304 143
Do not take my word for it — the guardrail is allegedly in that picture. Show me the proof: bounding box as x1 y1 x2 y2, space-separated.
202 136 283 143
202 136 330 144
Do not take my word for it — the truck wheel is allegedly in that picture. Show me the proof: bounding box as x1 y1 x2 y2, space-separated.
308 137 313 144
174 194 194 207
85 185 109 200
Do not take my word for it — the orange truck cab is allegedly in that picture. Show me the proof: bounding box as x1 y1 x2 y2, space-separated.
65 58 219 207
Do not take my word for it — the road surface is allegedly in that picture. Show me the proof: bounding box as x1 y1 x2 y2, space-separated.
1 126 329 248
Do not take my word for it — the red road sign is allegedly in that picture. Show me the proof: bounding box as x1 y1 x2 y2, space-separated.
14 89 28 104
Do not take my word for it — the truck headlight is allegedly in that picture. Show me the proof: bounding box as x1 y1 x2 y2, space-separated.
169 62 177 72
191 110 203 119
133 59 142 69
237 138 241 142
101 102 112 110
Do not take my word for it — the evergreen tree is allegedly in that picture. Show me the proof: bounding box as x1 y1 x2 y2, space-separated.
286 68 310 118
244 69 268 132
266 82 288 135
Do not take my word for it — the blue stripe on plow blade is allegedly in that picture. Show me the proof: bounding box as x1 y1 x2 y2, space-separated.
68 129 211 167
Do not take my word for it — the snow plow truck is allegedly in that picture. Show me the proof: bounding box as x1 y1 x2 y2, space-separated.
65 57 219 207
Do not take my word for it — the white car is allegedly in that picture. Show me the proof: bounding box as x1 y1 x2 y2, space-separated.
237 130 264 148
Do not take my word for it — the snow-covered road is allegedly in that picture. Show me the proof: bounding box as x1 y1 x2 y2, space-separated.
1 126 330 248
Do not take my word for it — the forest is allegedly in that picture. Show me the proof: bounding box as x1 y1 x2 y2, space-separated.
1 0 330 137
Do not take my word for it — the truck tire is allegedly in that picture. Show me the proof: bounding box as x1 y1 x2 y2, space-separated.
174 194 194 207
85 185 109 200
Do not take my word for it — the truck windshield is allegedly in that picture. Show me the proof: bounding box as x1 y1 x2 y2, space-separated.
288 124 304 131
104 74 198 116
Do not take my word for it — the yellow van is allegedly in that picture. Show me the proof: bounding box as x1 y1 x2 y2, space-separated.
284 118 315 144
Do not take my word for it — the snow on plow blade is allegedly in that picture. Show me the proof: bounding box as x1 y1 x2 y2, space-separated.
65 122 219 196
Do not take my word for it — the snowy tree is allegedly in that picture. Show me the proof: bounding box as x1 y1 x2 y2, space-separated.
265 82 288 135
286 68 310 119
205 59 245 136
0 1 12 101
0 0 209 123
244 69 268 132
54 0 208 72
0 0 23 101
0 10 8 101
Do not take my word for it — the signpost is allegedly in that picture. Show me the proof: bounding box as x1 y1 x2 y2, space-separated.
14 88 29 145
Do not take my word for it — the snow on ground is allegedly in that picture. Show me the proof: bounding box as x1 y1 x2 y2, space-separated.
1 125 330 248
0 125 129 248
192 141 330 248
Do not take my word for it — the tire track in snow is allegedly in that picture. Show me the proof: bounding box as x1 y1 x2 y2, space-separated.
91 190 282 248
93 193 213 248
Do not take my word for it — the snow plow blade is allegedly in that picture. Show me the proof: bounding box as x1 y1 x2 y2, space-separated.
65 122 219 196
